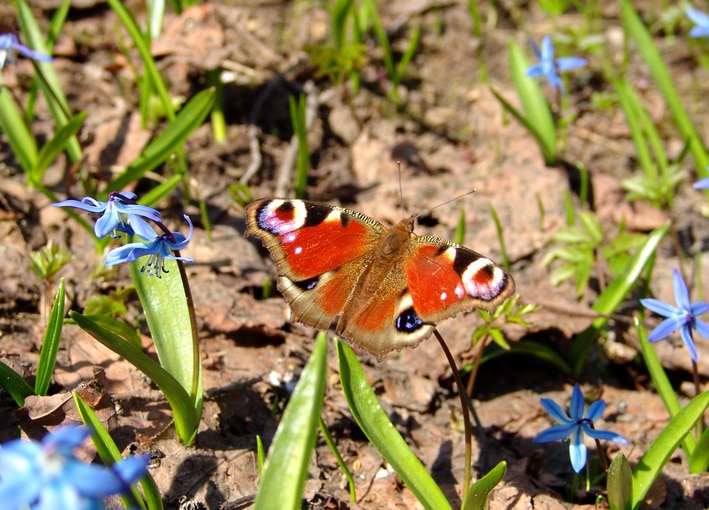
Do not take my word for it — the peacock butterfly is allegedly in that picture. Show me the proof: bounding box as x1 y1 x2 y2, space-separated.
245 198 515 357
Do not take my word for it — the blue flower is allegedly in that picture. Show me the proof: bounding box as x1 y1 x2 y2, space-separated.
526 35 586 93
687 8 709 39
0 33 53 70
0 424 150 510
105 214 194 277
641 268 709 363
694 177 709 189
534 384 628 473
54 191 161 240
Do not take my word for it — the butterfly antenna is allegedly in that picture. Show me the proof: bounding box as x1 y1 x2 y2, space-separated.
414 189 478 220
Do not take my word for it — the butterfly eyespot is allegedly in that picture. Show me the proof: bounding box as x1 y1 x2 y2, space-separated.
395 307 424 333
293 276 319 291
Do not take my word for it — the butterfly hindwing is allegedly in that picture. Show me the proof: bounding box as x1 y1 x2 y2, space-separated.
404 237 514 323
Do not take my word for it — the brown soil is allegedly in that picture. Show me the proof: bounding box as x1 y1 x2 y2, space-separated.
2 1 709 509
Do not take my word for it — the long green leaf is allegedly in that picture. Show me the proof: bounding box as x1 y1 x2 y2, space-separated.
35 279 65 395
74 393 163 510
0 86 38 172
33 111 87 184
106 88 215 193
129 257 202 419
570 221 669 375
106 0 175 123
254 334 328 510
508 40 556 164
621 0 709 177
631 392 709 508
70 311 199 443
489 85 554 165
635 318 694 455
0 360 34 407
337 340 452 510
16 0 82 161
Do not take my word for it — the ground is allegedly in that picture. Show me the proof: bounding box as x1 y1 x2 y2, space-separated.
1 1 709 509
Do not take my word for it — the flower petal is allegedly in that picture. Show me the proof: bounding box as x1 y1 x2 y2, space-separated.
687 8 709 28
529 37 542 60
680 325 699 363
569 384 585 420
694 177 709 189
105 242 158 265
53 198 106 213
539 398 572 423
585 399 606 421
555 56 586 72
569 427 587 473
540 35 554 61
127 215 159 241
646 316 683 342
672 268 692 311
640 298 681 318
525 63 545 78
534 423 577 443
113 454 151 484
690 301 709 316
582 426 628 444
693 318 709 340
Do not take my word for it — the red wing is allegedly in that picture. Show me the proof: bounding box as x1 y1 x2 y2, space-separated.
245 199 384 280
404 239 514 322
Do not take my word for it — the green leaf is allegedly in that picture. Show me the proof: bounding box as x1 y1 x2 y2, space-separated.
0 86 38 173
33 111 87 184
74 393 162 510
337 340 452 510
129 257 202 419
254 334 327 510
0 360 34 407
106 88 215 194
578 211 603 243
489 84 555 165
70 311 200 444
463 461 506 510
569 221 669 375
607 453 632 510
631 392 709 508
634 319 691 445
508 40 556 164
82 314 142 349
621 0 709 178
689 425 709 473
17 0 82 162
35 279 65 396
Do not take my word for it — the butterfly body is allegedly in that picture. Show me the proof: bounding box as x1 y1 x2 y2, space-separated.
245 198 514 357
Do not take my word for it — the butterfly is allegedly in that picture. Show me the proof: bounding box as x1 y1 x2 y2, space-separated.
245 198 515 357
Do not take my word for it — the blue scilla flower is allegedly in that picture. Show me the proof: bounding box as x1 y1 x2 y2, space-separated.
105 214 194 277
54 191 161 240
0 33 53 70
0 424 149 510
525 35 586 94
694 178 709 189
641 268 709 364
534 384 628 473
687 8 709 39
